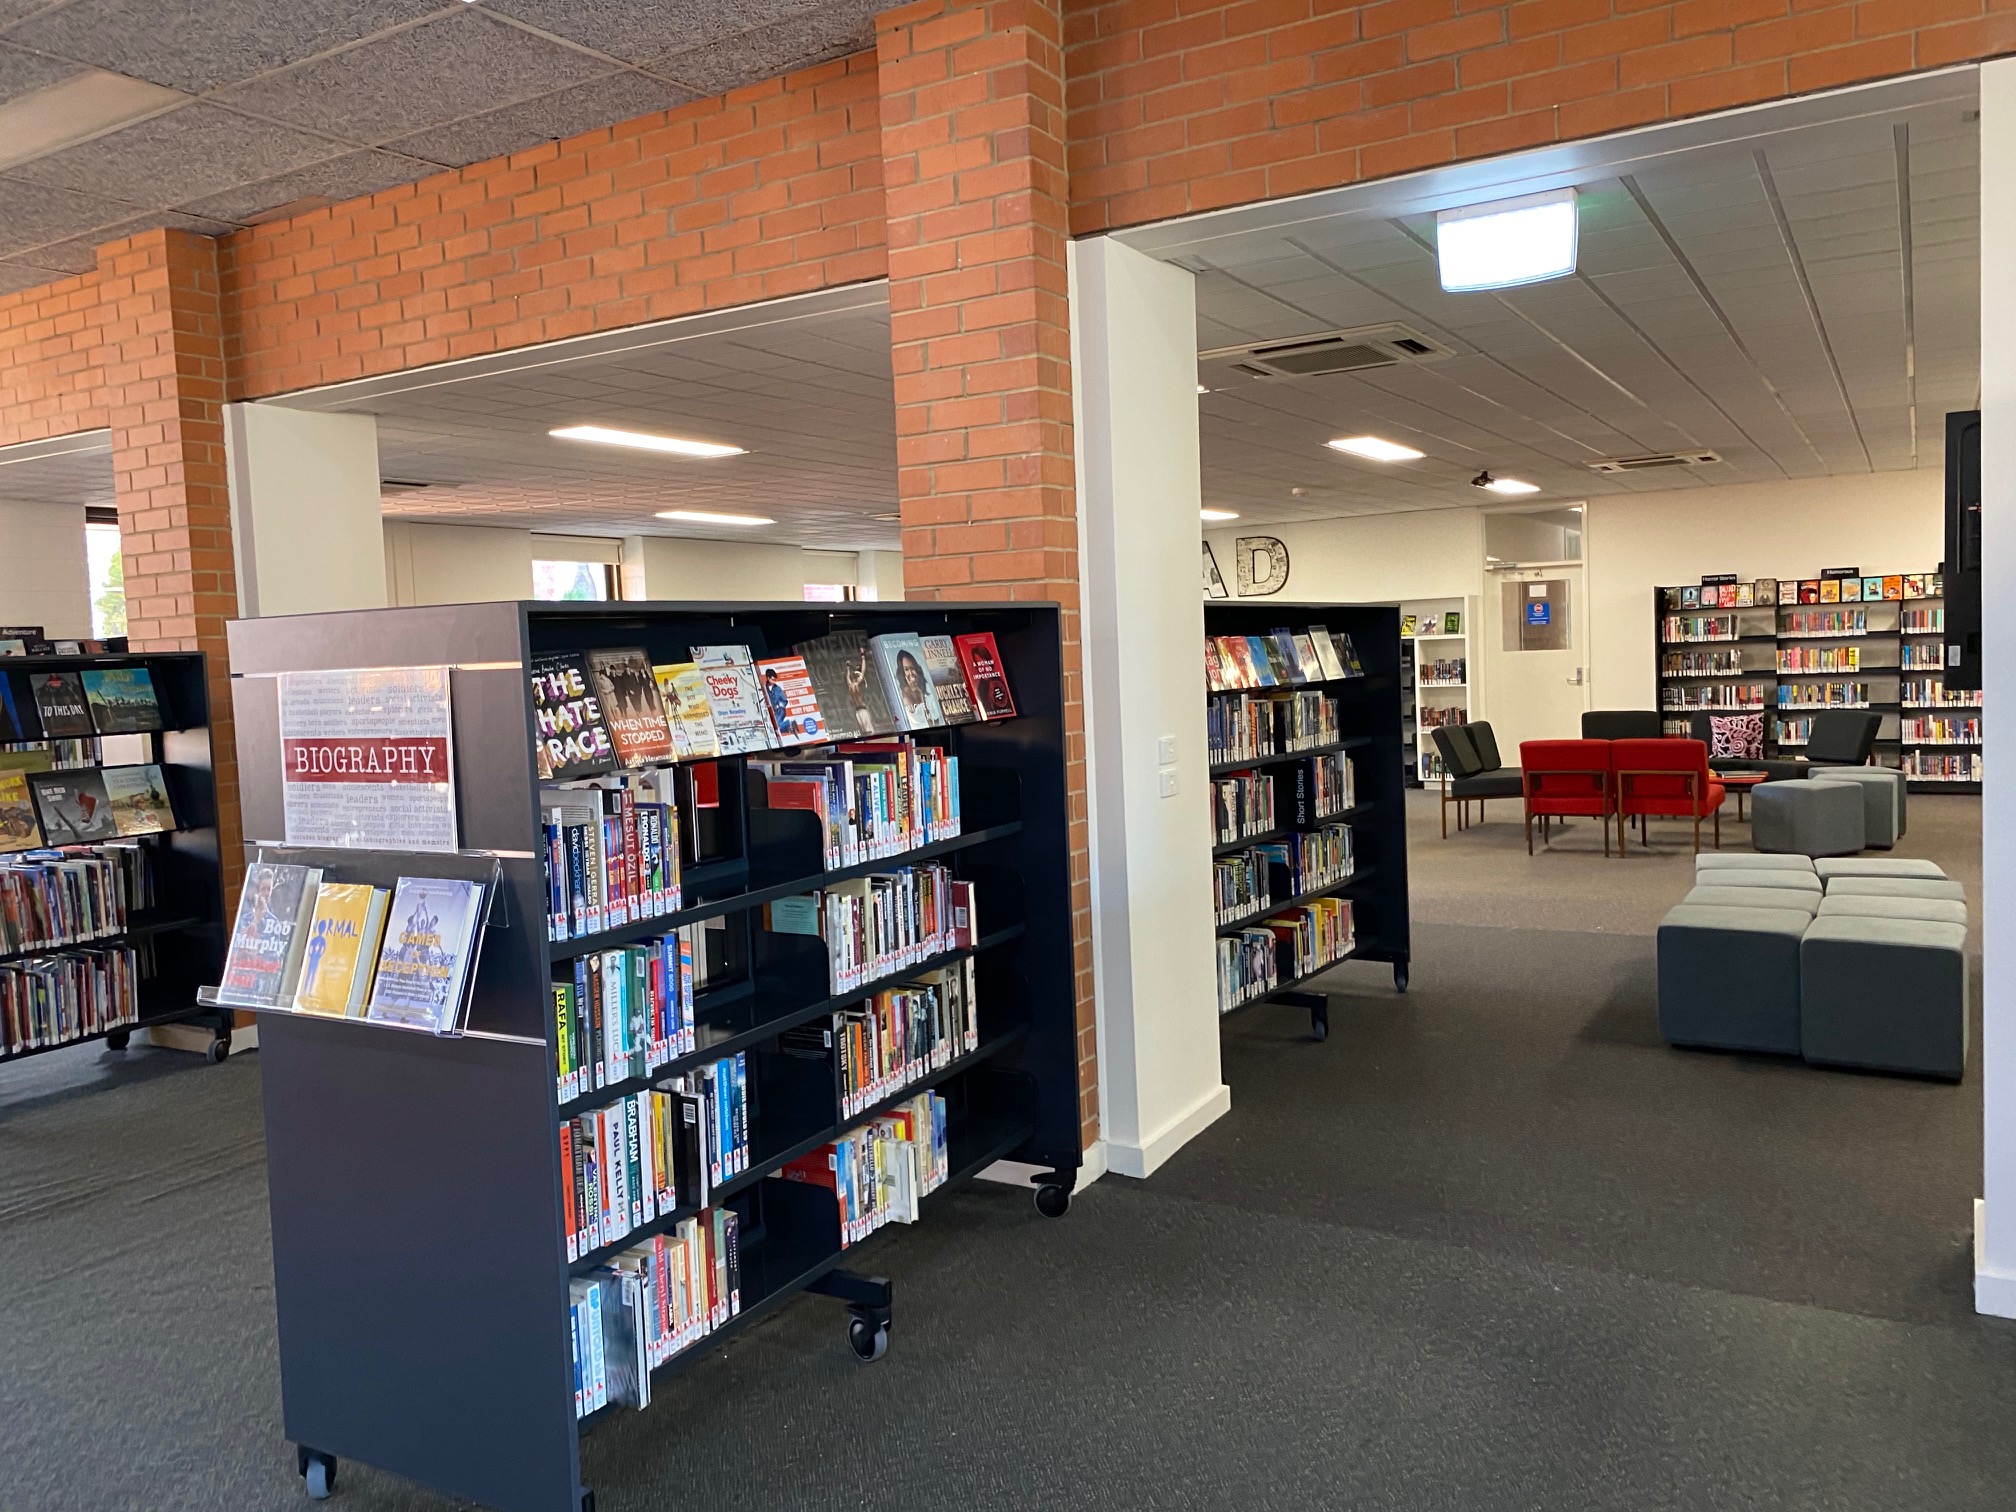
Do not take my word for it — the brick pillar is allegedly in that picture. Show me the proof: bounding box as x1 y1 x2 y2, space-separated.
876 0 1096 1148
96 229 244 886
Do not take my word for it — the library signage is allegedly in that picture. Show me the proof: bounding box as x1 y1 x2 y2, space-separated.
1234 536 1291 597
1820 566 1861 579
1699 573 1738 586
278 666 458 852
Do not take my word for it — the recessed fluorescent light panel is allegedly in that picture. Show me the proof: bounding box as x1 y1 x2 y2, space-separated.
551 425 745 458
0 70 189 173
1436 188 1578 293
1484 477 1541 495
1327 435 1424 462
1200 508 1240 521
655 509 774 526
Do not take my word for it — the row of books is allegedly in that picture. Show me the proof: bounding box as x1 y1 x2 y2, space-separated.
1 844 150 956
778 1090 949 1247
1211 772 1275 845
1662 687 1769 710
560 1058 747 1263
1900 644 1944 669
1419 705 1467 729
570 1207 742 1415
0 764 177 852
1206 689 1338 765
1777 683 1871 709
1903 752 1981 781
1 738 98 772
1 944 138 1058
1661 614 1741 643
782 961 980 1118
1903 717 1981 745
1781 610 1873 638
1305 751 1354 818
0 665 167 744
1665 573 1940 609
1901 608 1945 634
751 737 961 868
1203 625 1363 694
1779 647 1862 673
1401 611 1463 638
771 867 976 995
540 770 681 941
1212 850 1271 925
1212 824 1355 927
1269 896 1355 981
1419 659 1466 685
1902 678 1982 707
1661 651 1747 677
213 862 488 1035
533 629 1014 782
1216 929 1278 1014
553 929 700 1102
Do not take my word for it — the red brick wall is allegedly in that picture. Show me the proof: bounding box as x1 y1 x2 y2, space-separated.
219 54 887 401
0 270 108 448
878 0 1099 1146
1064 0 2016 234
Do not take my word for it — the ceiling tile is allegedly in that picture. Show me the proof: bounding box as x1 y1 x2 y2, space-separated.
0 175 142 256
647 0 877 94
386 68 692 169
0 39 82 103
0 262 58 294
4 101 346 207
16 207 239 269
176 147 430 224
481 0 822 66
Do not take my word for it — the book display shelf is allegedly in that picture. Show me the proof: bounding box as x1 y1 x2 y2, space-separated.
1653 570 1978 794
1203 601 1412 1042
224 600 1080 1512
1401 597 1471 784
1 650 229 1065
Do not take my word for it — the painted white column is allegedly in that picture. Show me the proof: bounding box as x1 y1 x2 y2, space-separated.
1070 234 1229 1177
1978 58 2016 1318
224 403 387 616
856 549 906 602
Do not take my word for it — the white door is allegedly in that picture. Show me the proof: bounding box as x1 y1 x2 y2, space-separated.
1481 564 1590 756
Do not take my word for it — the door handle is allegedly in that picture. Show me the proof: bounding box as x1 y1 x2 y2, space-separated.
1566 667 1585 686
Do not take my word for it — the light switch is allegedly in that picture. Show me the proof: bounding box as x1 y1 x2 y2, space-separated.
1158 767 1180 798
1157 735 1177 764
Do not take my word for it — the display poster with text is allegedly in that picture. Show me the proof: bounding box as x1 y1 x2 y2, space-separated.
279 666 457 851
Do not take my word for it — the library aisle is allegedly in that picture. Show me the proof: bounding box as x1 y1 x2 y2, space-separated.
3 795 2009 1510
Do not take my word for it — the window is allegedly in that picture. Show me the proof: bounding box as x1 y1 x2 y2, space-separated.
531 560 615 602
86 519 124 639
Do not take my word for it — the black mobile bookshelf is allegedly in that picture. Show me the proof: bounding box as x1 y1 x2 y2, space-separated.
224 600 1081 1512
1 649 229 1066
1203 601 1411 1041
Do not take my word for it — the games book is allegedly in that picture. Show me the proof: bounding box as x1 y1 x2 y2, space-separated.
365 876 489 1034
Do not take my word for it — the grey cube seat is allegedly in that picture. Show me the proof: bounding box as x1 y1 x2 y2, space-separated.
1695 869 1822 896
1807 767 1906 848
1751 778 1865 857
1816 895 1968 926
1683 885 1819 915
1800 916 1968 1080
1814 857 1945 881
1825 876 1966 903
1657 904 1808 1055
1696 854 1816 874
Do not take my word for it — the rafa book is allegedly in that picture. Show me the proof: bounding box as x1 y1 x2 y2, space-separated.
952 632 1016 720
293 882 390 1018
586 647 676 768
216 862 324 1007
365 876 489 1034
917 635 977 724
531 652 618 782
29 671 94 738
79 666 163 733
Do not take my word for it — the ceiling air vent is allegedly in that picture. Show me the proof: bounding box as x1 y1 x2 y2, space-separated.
1586 451 1721 474
1202 324 1456 381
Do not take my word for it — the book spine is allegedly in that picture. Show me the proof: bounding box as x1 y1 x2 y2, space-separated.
619 789 641 924
566 823 588 939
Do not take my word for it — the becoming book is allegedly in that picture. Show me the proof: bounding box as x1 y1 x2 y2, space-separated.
917 635 977 724
217 862 324 1007
101 764 175 836
30 672 94 738
952 632 1016 720
293 882 391 1018
869 633 942 730
365 876 489 1033
80 667 162 734
28 769 119 844
691 646 775 755
531 652 618 781
587 647 675 768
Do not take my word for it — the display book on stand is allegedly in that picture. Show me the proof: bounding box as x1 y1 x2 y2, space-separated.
215 599 1080 1512
0 650 227 1064
1202 601 1411 1041
1652 569 1979 794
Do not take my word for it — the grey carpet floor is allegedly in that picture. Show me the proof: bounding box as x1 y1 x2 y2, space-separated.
2 797 2009 1509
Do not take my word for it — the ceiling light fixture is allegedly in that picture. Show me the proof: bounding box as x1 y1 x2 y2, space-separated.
0 70 189 174
1197 384 1209 394
1200 508 1240 522
1327 435 1425 462
1471 470 1540 496
551 425 745 458
655 509 774 527
1436 188 1579 292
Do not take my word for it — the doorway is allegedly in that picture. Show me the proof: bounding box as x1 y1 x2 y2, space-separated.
1480 505 1588 752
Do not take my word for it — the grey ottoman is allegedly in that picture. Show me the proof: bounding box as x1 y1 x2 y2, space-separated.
1816 895 1968 926
1752 778 1865 857
1684 885 1819 915
1825 876 1966 903
1815 857 1945 881
1657 905 1808 1055
1696 854 1817 874
1800 916 1968 1080
1695 870 1822 896
1808 767 1906 848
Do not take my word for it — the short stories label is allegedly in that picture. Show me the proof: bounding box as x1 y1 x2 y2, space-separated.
284 738 450 783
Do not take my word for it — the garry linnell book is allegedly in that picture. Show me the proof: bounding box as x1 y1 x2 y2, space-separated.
365 876 489 1033
293 882 391 1018
690 646 777 755
28 769 119 844
80 666 163 734
868 633 943 730
217 862 324 1007
101 764 175 837
530 652 618 782
754 655 828 745
586 647 676 768
917 635 977 724
952 632 1016 720
30 671 94 738
0 770 43 852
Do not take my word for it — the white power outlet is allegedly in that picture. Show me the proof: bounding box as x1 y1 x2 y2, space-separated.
1158 767 1180 798
1157 735 1177 764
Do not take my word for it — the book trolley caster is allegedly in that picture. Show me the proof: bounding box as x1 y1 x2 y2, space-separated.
811 1270 892 1363
104 1029 130 1051
207 1031 232 1064
1310 1002 1330 1043
296 1446 336 1500
1393 962 1409 994
1033 1172 1072 1219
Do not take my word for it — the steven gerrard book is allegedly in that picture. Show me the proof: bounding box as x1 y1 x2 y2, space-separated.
586 647 676 768
953 632 1016 720
531 652 618 781
365 876 489 1033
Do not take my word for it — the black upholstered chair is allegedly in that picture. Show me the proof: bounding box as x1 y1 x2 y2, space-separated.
1689 708 1880 781
1430 720 1523 837
1581 710 1664 741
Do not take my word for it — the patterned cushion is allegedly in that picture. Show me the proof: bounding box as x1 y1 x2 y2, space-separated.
1708 713 1764 760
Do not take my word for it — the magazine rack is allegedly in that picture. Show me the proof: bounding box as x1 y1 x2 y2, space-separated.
225 600 1080 1512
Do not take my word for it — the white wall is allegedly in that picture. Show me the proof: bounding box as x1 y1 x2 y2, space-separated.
0 500 90 637
621 535 809 601
383 521 534 605
226 404 387 616
857 549 905 601
1207 507 1484 606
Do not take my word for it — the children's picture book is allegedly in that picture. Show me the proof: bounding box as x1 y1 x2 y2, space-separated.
1798 580 1820 604
0 672 36 742
101 764 175 836
1882 575 1904 600
1904 573 1927 598
869 633 943 730
1819 578 1840 602
30 671 94 738
365 876 489 1033
1753 578 1777 606
216 862 324 1007
586 647 675 768
754 655 827 745
917 634 978 724
28 769 119 844
953 632 1016 720
652 662 720 759
1442 611 1462 635
80 666 162 733
1679 586 1700 609
1840 577 1862 602
1399 614 1417 638
1861 576 1884 601
0 770 43 852
691 646 776 755
1779 580 1800 605
530 652 617 781
293 882 391 1018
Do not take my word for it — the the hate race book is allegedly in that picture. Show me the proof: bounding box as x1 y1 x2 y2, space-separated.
530 652 618 782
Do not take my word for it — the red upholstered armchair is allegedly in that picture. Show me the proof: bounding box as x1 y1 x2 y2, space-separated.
1613 737 1725 855
1518 739 1615 856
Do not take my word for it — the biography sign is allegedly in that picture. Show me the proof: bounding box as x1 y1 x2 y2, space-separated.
278 666 457 851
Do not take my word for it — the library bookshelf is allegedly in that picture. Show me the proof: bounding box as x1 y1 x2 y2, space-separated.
1 650 230 1067
224 601 1080 1512
1401 597 1471 785
1203 601 1412 1042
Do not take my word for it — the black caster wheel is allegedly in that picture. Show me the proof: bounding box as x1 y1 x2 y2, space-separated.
1034 1182 1070 1219
105 1029 130 1051
207 1036 231 1065
1393 964 1409 994
300 1449 336 1500
1311 1015 1328 1043
848 1315 889 1362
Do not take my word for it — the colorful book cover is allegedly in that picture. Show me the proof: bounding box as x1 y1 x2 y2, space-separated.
0 770 43 852
101 764 175 836
1719 585 1739 608
1679 587 1700 609
217 862 323 1006
754 655 828 745
1399 614 1417 638
80 666 163 734
1839 577 1862 601
294 882 390 1018
1203 638 1225 692
1734 583 1754 606
0 672 36 741
952 632 1016 720
30 671 94 738
1442 611 1462 634
1215 636 1252 689
27 768 118 844
690 646 776 755
1798 580 1820 604
917 634 977 724
1861 576 1884 601
530 652 618 781
653 663 720 759
587 647 676 768
1779 580 1800 605
867 633 943 730
1244 635 1280 687
1290 632 1325 681
1904 573 1927 598
1819 578 1840 602
365 876 489 1033
1882 575 1904 600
